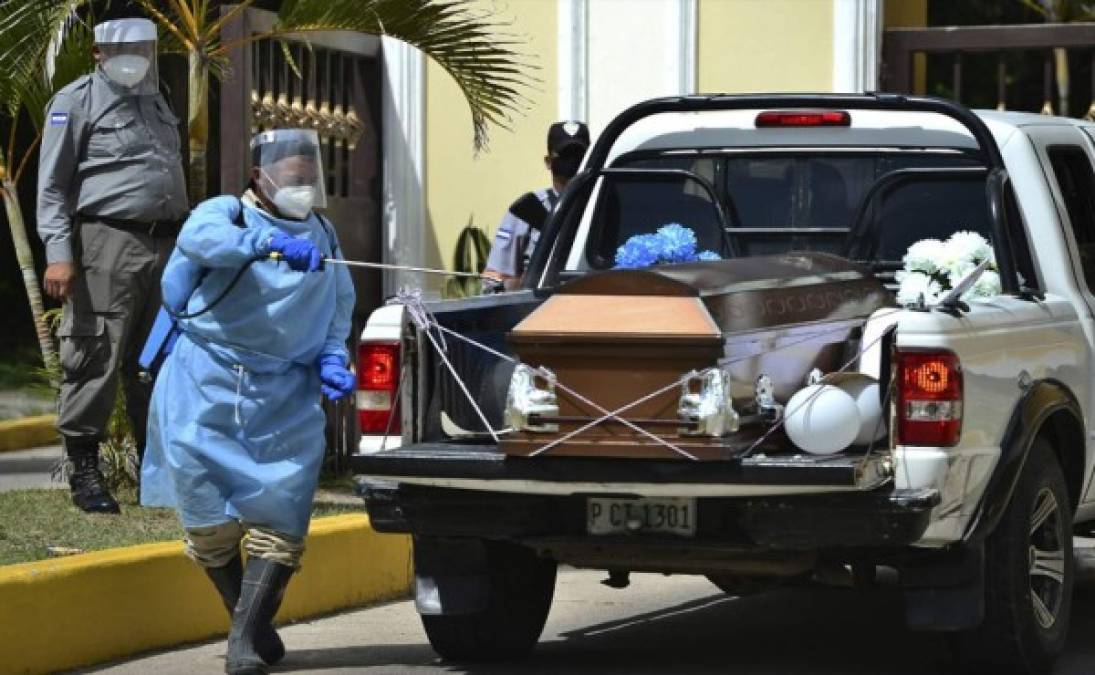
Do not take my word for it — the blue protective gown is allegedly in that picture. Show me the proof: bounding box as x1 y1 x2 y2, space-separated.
141 195 355 537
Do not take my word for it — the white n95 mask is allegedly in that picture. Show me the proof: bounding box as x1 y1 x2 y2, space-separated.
102 55 150 88
273 186 316 220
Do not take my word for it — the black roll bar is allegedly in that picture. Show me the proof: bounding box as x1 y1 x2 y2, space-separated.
843 166 988 258
584 93 1006 171
525 168 598 289
597 167 731 231
586 167 737 266
573 93 1020 295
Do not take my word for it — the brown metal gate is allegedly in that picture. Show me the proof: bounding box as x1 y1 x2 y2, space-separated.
216 6 383 468
882 23 1095 118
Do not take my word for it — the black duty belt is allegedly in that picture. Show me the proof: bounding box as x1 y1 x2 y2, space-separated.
79 214 183 238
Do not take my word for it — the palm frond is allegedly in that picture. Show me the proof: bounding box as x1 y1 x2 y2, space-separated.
0 0 94 129
166 0 201 40
41 14 95 122
134 0 199 53
1016 0 1051 17
1017 0 1095 20
205 0 254 41
136 0 235 79
228 0 536 151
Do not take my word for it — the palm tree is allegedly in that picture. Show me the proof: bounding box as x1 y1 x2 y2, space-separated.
1016 0 1094 117
0 0 532 377
0 0 95 378
136 0 534 200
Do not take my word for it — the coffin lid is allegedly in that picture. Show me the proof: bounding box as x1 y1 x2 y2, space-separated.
560 252 874 298
509 293 721 344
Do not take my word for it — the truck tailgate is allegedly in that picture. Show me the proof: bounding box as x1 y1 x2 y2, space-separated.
352 442 893 496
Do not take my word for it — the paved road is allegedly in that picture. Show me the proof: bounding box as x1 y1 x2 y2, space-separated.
93 565 1095 675
0 445 64 492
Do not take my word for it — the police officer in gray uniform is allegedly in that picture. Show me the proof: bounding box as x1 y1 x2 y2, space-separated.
37 18 187 513
481 121 590 292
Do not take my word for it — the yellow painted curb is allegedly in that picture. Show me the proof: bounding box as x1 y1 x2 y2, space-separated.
0 414 59 452
0 513 412 675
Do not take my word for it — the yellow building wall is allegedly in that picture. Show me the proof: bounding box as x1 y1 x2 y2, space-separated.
883 0 928 94
697 0 834 93
424 0 859 273
884 0 926 27
423 0 558 275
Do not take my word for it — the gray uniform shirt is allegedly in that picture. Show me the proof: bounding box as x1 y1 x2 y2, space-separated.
484 187 558 277
37 70 188 264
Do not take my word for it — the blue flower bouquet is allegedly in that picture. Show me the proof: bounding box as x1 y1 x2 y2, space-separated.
614 223 721 269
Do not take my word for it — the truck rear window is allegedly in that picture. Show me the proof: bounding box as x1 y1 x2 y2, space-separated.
570 150 990 268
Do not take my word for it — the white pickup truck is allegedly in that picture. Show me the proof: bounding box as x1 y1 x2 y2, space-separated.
352 94 1095 675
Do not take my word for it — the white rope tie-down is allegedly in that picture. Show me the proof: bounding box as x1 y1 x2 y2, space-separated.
386 289 905 462
433 324 703 460
389 288 493 441
389 288 700 459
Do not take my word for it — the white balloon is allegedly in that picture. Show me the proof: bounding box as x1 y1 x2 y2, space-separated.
784 384 859 455
837 376 887 446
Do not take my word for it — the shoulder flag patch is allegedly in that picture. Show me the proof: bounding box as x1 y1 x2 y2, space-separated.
49 112 68 126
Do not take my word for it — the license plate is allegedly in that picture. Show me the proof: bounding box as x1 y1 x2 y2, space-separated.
587 497 696 537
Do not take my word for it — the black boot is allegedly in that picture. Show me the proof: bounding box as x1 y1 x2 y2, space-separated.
226 557 294 674
68 452 120 514
204 555 285 665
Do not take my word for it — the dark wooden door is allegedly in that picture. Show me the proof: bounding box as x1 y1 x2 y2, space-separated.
217 6 383 467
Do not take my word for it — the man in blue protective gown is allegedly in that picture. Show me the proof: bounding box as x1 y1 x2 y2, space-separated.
141 128 355 674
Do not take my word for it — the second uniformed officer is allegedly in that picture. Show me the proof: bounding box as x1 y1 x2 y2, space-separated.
37 18 188 513
481 121 591 292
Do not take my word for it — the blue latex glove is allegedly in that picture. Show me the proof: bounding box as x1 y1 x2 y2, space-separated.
317 354 355 401
267 232 322 272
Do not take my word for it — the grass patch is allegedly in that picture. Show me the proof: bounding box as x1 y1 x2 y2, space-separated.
0 488 181 566
0 352 50 393
318 470 358 492
0 486 362 566
0 352 56 421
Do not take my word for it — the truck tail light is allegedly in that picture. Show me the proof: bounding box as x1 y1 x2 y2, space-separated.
896 350 962 447
755 110 851 127
357 341 401 434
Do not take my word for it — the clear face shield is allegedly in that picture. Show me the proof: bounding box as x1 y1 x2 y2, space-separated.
93 19 158 93
250 129 328 220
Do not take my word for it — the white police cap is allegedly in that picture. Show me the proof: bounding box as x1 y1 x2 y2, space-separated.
94 18 157 44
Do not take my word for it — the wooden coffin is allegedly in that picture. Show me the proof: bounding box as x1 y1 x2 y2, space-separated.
501 253 891 460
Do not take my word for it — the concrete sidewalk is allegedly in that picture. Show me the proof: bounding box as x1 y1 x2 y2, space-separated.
0 444 64 492
0 389 54 421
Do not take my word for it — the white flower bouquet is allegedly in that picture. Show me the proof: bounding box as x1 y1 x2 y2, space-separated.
895 231 1001 306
